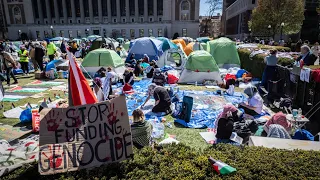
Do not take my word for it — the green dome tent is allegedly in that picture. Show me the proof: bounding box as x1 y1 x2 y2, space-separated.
207 37 240 68
81 48 125 77
123 41 130 51
178 50 222 84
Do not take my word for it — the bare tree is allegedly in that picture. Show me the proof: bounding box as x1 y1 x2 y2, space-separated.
203 0 222 36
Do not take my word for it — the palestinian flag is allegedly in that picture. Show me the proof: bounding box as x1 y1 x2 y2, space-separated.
208 157 236 175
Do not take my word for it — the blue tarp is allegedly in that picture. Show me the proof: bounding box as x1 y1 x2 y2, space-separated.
127 37 163 61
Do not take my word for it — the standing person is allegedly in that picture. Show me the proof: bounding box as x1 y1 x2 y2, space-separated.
93 77 104 102
46 39 57 61
29 44 37 71
1 51 18 86
71 41 78 54
297 45 317 66
34 43 45 71
60 40 66 53
19 46 29 75
261 49 278 88
102 67 116 100
141 83 172 115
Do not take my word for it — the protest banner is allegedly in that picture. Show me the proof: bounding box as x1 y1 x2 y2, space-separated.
38 95 133 175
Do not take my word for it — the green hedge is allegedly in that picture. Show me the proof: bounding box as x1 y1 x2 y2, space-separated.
257 44 292 52
238 49 294 78
3 144 320 180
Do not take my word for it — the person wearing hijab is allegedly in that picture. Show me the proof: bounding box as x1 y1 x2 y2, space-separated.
141 83 172 115
152 68 166 86
93 77 104 102
102 67 116 100
263 112 292 133
239 86 264 116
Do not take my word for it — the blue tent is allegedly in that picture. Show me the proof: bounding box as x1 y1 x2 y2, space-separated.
157 37 178 52
127 37 163 61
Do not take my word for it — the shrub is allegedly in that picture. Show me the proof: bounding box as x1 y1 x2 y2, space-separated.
238 49 294 78
257 45 291 52
2 144 320 180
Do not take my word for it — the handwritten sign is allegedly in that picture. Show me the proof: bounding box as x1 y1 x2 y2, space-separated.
38 96 133 175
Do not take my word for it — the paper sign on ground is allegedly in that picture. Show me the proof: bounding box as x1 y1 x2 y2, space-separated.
38 95 133 175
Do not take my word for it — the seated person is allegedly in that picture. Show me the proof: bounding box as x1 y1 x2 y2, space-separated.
94 67 107 78
296 45 317 66
152 68 166 86
146 60 158 78
141 83 172 115
134 60 144 77
131 109 153 149
267 124 291 139
239 86 263 116
93 77 104 102
122 69 134 86
263 112 292 133
126 53 137 67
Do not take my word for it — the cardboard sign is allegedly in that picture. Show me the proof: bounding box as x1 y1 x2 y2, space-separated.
38 96 133 175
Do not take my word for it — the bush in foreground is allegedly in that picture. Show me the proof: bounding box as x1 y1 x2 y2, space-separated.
2 144 320 180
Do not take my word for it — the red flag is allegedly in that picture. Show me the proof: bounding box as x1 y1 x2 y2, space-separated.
67 48 97 106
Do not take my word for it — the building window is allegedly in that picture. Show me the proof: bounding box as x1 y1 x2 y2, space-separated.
37 21 40 24
44 31 49 38
75 0 81 17
53 20 56 24
140 18 143 22
182 28 187 36
129 0 135 16
69 20 72 23
114 19 117 23
60 30 64 37
58 0 63 18
102 0 108 16
78 20 80 23
41 0 47 18
12 6 22 24
130 29 135 38
121 29 126 38
139 29 144 37
69 30 73 38
149 18 153 22
84 0 89 17
49 0 55 18
120 0 126 16
122 19 126 23
61 20 64 23
93 0 98 17
157 0 163 16
111 0 117 16
158 29 162 37
77 30 81 38
159 18 162 22
180 0 190 21
36 31 40 39
32 0 39 18
252 0 256 4
66 0 72 17
45 20 48 24
148 29 153 37
132 18 135 23
148 0 153 16
138 0 144 16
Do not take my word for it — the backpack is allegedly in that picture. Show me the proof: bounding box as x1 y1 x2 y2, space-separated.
179 96 193 123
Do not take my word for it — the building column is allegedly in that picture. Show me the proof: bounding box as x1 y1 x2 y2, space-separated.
37 0 44 24
135 0 139 21
98 0 102 22
194 0 200 21
144 0 148 22
45 0 52 24
126 0 130 22
71 0 76 23
153 0 157 21
107 0 111 22
116 0 120 22
171 0 175 22
62 0 68 23
80 0 85 23
54 0 59 23
88 0 93 23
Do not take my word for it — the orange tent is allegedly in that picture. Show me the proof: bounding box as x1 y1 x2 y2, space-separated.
172 39 187 49
184 42 203 56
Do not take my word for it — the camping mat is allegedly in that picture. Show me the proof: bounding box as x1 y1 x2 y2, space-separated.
0 124 32 142
2 95 29 102
0 135 39 177
8 86 48 93
26 80 65 87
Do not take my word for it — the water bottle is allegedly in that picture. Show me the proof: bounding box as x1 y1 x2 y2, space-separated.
195 81 198 86
297 108 302 121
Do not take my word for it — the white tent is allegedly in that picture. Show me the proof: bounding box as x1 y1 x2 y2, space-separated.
157 49 187 69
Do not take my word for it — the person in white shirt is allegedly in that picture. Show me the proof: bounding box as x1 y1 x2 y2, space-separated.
239 86 263 116
311 42 320 57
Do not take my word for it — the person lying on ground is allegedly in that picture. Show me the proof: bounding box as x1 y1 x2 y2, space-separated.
152 68 166 86
239 86 263 116
141 83 172 115
131 109 153 149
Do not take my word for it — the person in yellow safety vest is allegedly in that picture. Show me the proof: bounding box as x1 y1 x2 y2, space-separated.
45 39 57 61
19 45 29 75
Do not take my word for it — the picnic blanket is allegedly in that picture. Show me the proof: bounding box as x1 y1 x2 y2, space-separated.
26 80 65 87
0 135 39 177
2 95 29 102
8 86 48 93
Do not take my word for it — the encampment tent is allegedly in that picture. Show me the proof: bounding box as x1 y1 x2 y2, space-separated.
123 41 130 51
127 37 163 61
178 50 222 84
207 37 240 68
157 49 187 69
157 37 178 52
172 39 187 50
81 48 125 77
184 42 203 56
196 37 211 43
89 37 119 51
178 37 193 45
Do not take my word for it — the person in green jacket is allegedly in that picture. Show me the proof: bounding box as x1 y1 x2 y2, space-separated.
19 46 29 75
45 39 56 61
